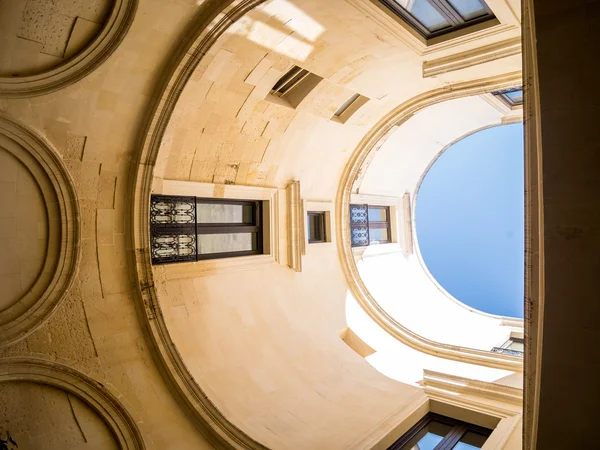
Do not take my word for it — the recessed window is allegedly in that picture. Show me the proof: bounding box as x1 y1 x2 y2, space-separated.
150 195 263 264
307 212 326 243
268 65 323 108
350 204 392 247
271 66 310 97
492 337 524 356
492 87 523 107
388 412 492 450
332 93 370 123
379 0 495 39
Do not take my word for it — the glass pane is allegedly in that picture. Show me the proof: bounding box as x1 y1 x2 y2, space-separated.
369 227 389 243
392 0 451 32
197 233 257 254
196 202 254 224
308 214 325 241
505 89 523 104
453 431 489 449
447 0 489 21
402 421 453 450
368 207 388 222
507 340 524 352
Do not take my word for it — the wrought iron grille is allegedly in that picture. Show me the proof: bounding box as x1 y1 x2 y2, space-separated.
350 204 369 247
150 195 197 264
491 347 523 357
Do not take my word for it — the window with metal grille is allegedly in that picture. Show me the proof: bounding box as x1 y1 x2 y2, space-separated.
388 412 492 450
492 87 523 107
350 204 392 247
150 195 263 264
379 0 495 39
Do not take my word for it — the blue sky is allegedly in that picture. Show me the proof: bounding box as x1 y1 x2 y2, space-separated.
415 124 524 318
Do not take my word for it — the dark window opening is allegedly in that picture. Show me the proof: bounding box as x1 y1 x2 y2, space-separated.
350 204 392 247
150 195 263 264
378 0 495 39
492 87 523 107
307 212 326 243
388 412 492 450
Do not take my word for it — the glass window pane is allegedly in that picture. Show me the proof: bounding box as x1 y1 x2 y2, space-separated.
505 89 523 104
402 421 453 450
507 340 524 352
392 0 451 32
453 431 489 449
308 214 325 242
197 233 257 254
369 227 389 243
196 202 254 224
447 0 489 21
368 207 388 222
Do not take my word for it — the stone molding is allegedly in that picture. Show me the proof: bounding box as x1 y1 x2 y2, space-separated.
286 180 303 272
128 1 269 449
423 36 522 78
522 0 543 448
0 0 138 98
335 73 526 372
0 357 145 449
0 112 80 348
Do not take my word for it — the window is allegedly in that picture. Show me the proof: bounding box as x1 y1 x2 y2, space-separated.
350 204 392 247
150 195 263 264
333 93 370 123
307 212 326 243
492 337 524 357
379 0 495 39
388 413 492 450
271 66 310 97
492 87 523 107
268 65 323 108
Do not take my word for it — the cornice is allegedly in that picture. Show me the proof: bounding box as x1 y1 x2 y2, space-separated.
423 36 522 78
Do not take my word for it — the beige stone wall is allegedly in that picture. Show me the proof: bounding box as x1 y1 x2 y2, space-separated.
0 0 114 76
0 0 524 448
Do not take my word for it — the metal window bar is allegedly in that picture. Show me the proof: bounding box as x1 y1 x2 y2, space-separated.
150 195 263 264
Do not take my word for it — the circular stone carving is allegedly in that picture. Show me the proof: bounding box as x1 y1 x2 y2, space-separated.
0 358 144 449
0 149 49 311
0 0 137 98
0 113 80 348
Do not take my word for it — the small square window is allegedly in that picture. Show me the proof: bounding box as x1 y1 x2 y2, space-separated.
491 337 523 356
307 212 326 243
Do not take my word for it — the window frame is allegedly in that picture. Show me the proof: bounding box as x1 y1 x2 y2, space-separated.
492 337 524 357
378 0 495 39
150 195 264 264
491 87 524 108
388 412 492 450
307 211 327 244
350 204 392 247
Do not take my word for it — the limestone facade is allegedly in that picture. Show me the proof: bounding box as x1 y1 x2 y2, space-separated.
0 0 549 448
